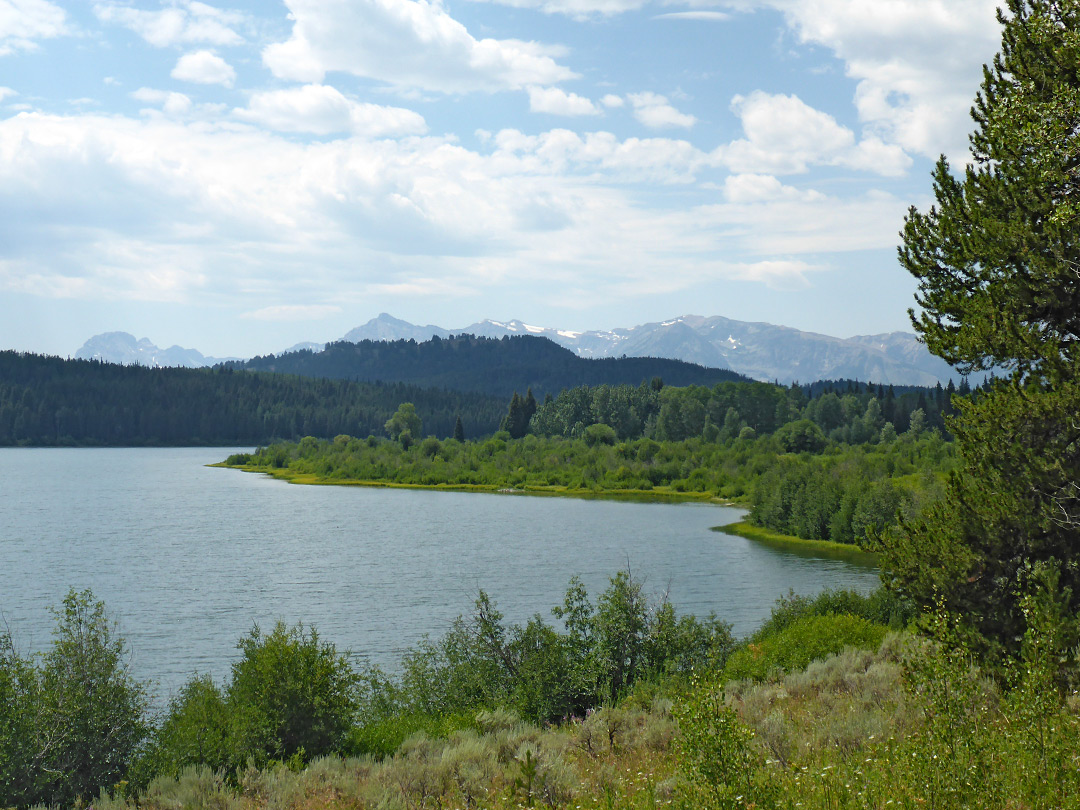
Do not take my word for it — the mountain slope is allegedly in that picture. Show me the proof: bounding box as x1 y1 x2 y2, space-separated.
74 313 963 386
230 334 749 398
74 332 237 368
345 313 954 386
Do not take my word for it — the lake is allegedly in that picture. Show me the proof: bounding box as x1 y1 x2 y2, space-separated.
0 447 880 699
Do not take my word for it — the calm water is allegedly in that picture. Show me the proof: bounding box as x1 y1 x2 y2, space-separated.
0 447 879 699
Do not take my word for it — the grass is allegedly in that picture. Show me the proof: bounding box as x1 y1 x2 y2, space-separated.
93 629 1080 810
712 520 878 565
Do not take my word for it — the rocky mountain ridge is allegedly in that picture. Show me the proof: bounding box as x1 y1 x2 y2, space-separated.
74 313 961 386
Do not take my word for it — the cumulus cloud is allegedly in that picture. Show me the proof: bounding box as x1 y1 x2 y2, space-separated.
262 0 575 94
527 86 599 116
723 173 823 204
132 87 193 116
600 94 624 109
235 84 427 136
0 0 67 55
93 0 244 47
718 91 911 176
490 128 709 183
0 110 911 316
627 92 696 129
171 50 236 87
759 0 1000 161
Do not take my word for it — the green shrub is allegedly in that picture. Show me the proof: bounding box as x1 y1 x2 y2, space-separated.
228 621 359 766
723 615 887 683
752 588 913 642
144 675 232 777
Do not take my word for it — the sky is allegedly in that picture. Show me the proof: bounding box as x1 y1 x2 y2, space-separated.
0 0 1005 358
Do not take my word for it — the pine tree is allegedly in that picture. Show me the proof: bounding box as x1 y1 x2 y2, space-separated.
885 0 1080 663
453 415 465 442
523 387 538 428
501 392 526 438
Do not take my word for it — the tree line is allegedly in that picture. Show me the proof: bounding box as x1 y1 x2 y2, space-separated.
228 333 750 398
0 352 505 446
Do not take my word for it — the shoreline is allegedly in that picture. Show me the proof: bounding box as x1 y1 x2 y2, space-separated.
712 520 879 566
212 462 745 507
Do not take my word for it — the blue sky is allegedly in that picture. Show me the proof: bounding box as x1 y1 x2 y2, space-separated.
1 0 1003 357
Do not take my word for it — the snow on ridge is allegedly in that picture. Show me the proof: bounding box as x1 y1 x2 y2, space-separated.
524 324 545 334
557 330 581 339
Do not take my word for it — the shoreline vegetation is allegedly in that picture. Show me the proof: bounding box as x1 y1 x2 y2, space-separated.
218 398 954 552
7 580 1080 810
711 520 879 565
212 459 741 506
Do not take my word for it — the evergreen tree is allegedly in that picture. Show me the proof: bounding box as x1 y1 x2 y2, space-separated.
453 415 465 442
885 0 1080 662
523 387 537 427
501 392 525 438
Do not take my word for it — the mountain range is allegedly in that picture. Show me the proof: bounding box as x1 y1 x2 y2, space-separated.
75 313 961 386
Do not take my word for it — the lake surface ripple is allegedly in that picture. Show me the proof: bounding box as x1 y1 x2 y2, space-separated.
0 447 879 699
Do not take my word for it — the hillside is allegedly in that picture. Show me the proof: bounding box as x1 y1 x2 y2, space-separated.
341 313 961 386
227 333 751 398
0 352 506 446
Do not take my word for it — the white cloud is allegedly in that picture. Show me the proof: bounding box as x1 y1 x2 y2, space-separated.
262 0 576 93
93 0 244 48
627 92 696 129
0 110 911 316
600 94 624 109
235 84 427 137
132 87 193 116
466 0 648 18
171 51 236 87
0 86 16 102
0 0 67 55
723 173 823 204
759 0 1000 161
241 304 342 321
654 11 730 20
718 91 911 176
490 128 709 183
527 86 599 116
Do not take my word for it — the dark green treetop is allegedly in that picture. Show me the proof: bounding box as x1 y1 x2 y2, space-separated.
901 0 1080 383
888 0 1080 664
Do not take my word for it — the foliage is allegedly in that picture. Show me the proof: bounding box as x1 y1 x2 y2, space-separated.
0 589 150 809
501 389 538 439
0 632 41 808
12 585 1080 810
236 412 954 546
384 401 422 441
232 333 750 399
228 621 359 765
722 614 888 683
0 351 506 445
750 587 915 642
749 437 951 545
882 379 1080 660
675 679 777 809
888 2 1080 659
351 574 735 738
773 418 825 453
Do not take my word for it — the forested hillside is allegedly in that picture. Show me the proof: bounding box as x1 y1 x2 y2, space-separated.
0 352 505 446
227 334 751 397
